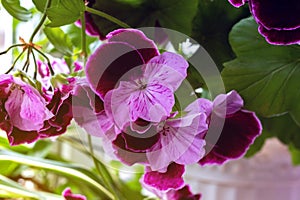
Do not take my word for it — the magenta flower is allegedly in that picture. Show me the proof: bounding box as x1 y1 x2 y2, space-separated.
0 74 73 145
228 0 300 45
138 91 261 195
4 77 53 132
86 29 188 130
62 188 87 200
0 75 52 145
86 29 159 99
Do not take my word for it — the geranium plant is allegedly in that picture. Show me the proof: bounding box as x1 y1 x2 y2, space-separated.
0 0 298 199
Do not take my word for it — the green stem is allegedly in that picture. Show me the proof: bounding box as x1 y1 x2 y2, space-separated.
31 51 38 79
29 0 52 43
0 44 25 56
5 49 26 74
32 46 54 75
80 12 88 65
85 7 130 28
22 47 31 72
87 135 120 200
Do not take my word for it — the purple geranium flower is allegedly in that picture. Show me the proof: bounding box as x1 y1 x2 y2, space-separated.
0 75 53 145
138 91 261 194
228 0 300 45
0 74 74 145
86 29 188 130
86 29 159 100
4 76 53 132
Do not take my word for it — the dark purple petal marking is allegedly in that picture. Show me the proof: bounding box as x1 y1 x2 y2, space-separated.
85 42 145 99
258 25 300 45
199 110 262 165
166 185 202 200
107 29 159 63
250 0 300 30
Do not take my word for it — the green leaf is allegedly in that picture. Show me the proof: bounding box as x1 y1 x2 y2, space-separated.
262 114 300 150
32 0 59 12
289 144 300 166
64 24 98 53
222 17 300 118
1 0 32 21
192 0 250 69
44 27 73 56
0 149 114 199
46 0 85 27
89 0 198 36
0 174 63 199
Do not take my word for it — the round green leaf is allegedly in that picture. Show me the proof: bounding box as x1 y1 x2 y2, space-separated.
222 17 300 118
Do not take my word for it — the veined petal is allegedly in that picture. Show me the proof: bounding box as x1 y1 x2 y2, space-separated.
107 80 174 130
142 163 185 191
107 29 159 63
199 110 262 165
5 84 53 131
144 52 188 91
85 42 145 99
147 114 207 172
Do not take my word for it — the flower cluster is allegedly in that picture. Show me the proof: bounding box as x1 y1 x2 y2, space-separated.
228 0 300 45
0 73 73 145
72 29 262 199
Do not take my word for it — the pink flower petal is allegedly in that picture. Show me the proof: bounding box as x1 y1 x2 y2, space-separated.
5 82 53 131
142 163 185 191
144 52 188 91
147 113 207 172
107 80 174 130
213 90 243 117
